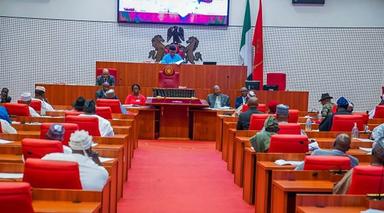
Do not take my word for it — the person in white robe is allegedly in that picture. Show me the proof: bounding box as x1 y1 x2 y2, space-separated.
79 100 114 137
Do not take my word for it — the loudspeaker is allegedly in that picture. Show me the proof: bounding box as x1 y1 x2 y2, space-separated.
292 0 325 4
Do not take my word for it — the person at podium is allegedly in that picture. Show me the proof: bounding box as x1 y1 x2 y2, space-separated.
207 85 230 109
160 44 183 64
124 84 146 106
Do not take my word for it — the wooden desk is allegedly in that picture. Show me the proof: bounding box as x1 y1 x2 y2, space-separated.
215 115 237 151
222 122 237 161
32 200 101 213
192 109 219 141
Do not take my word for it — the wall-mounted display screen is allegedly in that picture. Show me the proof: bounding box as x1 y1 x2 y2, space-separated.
118 0 229 25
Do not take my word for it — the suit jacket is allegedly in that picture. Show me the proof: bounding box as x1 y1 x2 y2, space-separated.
96 75 115 86
207 93 230 108
235 96 247 109
236 107 262 130
95 89 107 99
319 109 351 131
0 96 11 103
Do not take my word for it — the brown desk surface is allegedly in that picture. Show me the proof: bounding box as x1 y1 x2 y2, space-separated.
258 161 296 170
296 206 366 213
273 180 334 192
32 200 101 213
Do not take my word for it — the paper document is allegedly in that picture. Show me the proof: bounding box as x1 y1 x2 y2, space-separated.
356 138 374 143
274 159 303 166
99 157 114 163
359 147 372 153
0 173 23 179
0 139 13 144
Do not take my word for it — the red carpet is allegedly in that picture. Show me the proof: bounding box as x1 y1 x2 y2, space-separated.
117 140 254 213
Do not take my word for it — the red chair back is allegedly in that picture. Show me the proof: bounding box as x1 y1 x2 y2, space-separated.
278 123 301 134
331 114 364 131
353 112 369 125
288 109 299 123
374 105 384 118
96 68 118 85
268 134 309 153
348 165 384 195
64 111 83 117
249 114 270 130
96 99 122 113
3 103 30 116
96 107 113 120
241 104 249 112
266 73 286 91
17 100 41 113
0 182 34 213
22 138 64 160
303 156 351 170
257 104 267 113
158 68 180 88
23 158 82 190
40 123 79 146
332 105 337 113
65 116 101 136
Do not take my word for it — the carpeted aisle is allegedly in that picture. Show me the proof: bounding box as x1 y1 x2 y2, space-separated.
117 140 254 213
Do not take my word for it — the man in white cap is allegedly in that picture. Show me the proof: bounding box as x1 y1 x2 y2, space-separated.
34 86 54 115
20 92 40 117
42 130 109 191
105 89 128 114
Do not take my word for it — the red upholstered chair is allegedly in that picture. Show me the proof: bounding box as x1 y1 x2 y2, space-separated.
23 158 82 190
22 138 64 160
266 73 286 91
96 68 118 85
96 99 122 113
64 111 82 117
3 103 30 116
17 100 41 113
0 182 34 213
347 165 384 195
257 104 267 113
96 107 113 120
158 67 180 88
353 112 369 125
332 105 337 113
249 114 270 131
65 116 101 136
331 114 364 131
288 109 299 123
374 105 384 118
303 156 351 170
278 123 301 135
268 134 309 153
40 123 79 146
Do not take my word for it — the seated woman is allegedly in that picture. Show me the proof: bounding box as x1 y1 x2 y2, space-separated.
124 84 146 106
0 106 17 134
72 96 86 112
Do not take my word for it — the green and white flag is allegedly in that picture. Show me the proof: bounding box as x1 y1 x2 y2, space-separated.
239 0 253 78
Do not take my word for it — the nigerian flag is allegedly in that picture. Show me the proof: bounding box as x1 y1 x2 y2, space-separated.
239 0 253 79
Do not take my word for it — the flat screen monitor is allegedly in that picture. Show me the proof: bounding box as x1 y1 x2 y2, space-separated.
245 80 260 91
118 0 230 26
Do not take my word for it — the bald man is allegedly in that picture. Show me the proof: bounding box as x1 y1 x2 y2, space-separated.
237 97 262 130
295 133 359 170
207 85 230 108
96 68 115 86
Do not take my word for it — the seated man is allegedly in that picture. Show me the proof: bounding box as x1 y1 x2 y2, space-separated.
235 87 249 109
96 68 115 86
0 88 11 103
19 92 40 117
95 82 110 99
34 86 54 115
45 124 71 153
105 89 127 114
72 96 86 112
369 94 384 119
42 130 109 191
319 96 351 131
207 85 230 109
276 104 289 123
295 133 359 170
249 116 279 152
333 124 384 194
0 106 17 134
319 93 335 118
80 100 114 137
160 44 183 64
124 84 146 106
236 97 262 130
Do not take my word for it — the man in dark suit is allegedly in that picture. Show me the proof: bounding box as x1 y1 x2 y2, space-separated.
207 85 230 108
319 97 352 131
235 87 248 109
237 97 262 130
95 82 110 99
96 68 115 86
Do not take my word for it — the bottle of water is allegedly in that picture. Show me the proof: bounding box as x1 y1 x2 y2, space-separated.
317 111 322 123
351 122 359 138
305 117 312 131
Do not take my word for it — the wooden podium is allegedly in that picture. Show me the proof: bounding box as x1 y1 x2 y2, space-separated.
145 97 209 139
